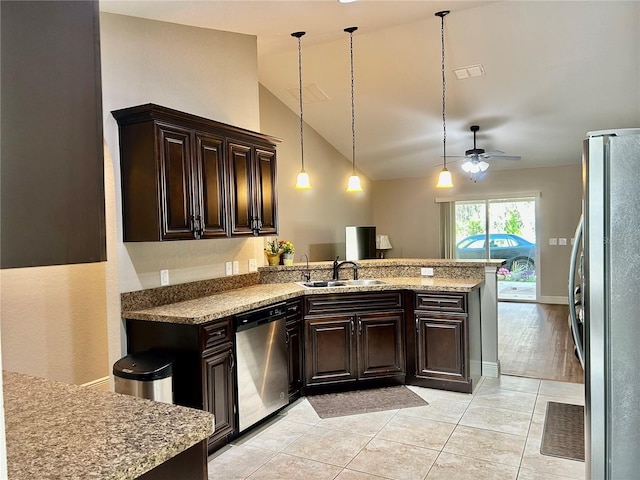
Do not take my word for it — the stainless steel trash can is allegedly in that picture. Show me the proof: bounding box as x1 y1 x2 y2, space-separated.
113 351 174 404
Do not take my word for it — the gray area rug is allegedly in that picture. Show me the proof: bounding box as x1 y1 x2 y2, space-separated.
541 401 585 462
307 386 428 419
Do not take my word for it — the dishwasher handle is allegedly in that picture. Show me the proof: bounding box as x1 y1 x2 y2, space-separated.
234 303 287 332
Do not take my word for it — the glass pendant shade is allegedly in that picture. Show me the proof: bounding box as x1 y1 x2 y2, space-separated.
295 170 311 190
436 167 454 188
346 174 363 192
461 160 489 174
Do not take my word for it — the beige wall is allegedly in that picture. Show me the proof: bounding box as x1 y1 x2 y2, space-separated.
373 164 582 300
259 85 373 261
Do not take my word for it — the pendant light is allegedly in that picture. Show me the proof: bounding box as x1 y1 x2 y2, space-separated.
345 26 363 192
292 31 311 190
435 11 454 189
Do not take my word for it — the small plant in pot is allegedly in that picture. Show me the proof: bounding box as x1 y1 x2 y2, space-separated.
264 239 283 265
280 240 295 265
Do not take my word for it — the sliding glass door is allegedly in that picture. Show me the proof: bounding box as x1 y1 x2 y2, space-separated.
455 197 537 301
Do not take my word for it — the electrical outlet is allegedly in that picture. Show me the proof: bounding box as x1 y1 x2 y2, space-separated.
232 261 239 274
549 238 558 246
248 258 257 272
559 237 567 246
421 267 434 277
160 269 170 286
225 262 233 276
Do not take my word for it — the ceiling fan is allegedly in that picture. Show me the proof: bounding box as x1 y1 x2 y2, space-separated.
454 125 521 175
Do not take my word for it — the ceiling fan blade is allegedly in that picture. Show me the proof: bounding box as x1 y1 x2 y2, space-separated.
483 150 504 156
485 155 521 161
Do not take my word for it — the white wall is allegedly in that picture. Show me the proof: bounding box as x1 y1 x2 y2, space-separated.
373 164 582 300
259 85 373 261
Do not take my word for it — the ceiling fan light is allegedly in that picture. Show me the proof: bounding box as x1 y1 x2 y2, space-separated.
436 168 454 188
295 170 311 190
478 161 489 172
461 161 480 173
346 174 363 192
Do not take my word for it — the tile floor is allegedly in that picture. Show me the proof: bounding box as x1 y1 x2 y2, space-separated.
208 375 585 480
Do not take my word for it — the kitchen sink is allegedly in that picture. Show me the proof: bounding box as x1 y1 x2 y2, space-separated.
298 279 387 288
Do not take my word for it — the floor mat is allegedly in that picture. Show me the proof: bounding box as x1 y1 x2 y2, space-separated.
306 386 427 419
541 401 585 462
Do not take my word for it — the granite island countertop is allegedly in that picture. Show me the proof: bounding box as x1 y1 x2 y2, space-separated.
3 371 214 480
122 277 483 325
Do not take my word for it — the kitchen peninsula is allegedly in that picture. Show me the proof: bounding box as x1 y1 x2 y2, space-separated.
121 259 499 453
3 371 214 480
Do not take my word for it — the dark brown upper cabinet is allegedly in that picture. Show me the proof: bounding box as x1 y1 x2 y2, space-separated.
112 104 279 241
1 0 106 268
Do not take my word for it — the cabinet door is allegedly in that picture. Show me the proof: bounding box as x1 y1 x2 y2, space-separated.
358 311 405 379
202 347 236 445
228 142 254 236
254 148 278 235
286 321 304 399
305 315 357 386
415 313 466 382
158 125 197 240
194 132 228 237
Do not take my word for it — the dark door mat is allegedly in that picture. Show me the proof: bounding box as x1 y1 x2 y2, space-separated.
307 386 428 419
541 401 585 462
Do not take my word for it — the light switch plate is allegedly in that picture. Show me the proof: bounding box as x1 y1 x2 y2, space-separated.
248 258 257 272
559 238 567 246
225 262 233 276
160 269 169 286
232 261 239 274
421 267 434 277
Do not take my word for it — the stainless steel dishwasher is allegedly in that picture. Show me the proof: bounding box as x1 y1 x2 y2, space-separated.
234 302 289 432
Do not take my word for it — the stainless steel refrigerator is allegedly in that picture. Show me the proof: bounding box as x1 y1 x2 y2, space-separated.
568 128 640 479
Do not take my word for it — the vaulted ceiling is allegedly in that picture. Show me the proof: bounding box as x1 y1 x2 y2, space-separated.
100 1 640 180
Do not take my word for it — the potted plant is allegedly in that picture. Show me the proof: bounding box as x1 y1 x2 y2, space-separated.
264 239 283 266
280 240 295 265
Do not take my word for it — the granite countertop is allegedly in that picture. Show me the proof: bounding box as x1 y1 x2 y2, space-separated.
3 371 214 480
122 277 483 325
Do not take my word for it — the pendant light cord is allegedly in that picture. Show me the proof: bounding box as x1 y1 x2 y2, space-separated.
292 31 306 171
346 26 358 174
438 11 448 168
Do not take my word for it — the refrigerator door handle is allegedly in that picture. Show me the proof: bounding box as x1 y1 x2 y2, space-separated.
568 215 584 368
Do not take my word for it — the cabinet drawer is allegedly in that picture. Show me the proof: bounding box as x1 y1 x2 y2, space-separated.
201 318 233 351
305 291 403 315
415 293 466 313
286 298 303 324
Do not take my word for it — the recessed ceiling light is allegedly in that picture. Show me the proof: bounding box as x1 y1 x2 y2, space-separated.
454 64 486 80
338 0 358 3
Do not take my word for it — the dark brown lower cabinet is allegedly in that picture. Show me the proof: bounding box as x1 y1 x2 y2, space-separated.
303 291 406 391
286 299 304 400
202 346 236 449
408 291 482 393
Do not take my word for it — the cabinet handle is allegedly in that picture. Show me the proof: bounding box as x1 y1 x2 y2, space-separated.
350 319 355 335
285 331 290 345
196 215 204 237
190 215 199 239
415 315 419 333
357 315 362 335
229 352 235 371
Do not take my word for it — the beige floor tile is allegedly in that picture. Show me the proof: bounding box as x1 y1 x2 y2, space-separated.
443 425 526 467
399 398 470 424
244 418 314 452
471 386 537 413
335 469 393 480
459 404 532 436
277 398 322 425
283 426 370 467
533 394 584 416
406 385 474 404
520 436 585 479
347 438 438 480
539 380 584 399
207 444 275 480
527 413 545 440
481 375 541 394
426 451 518 480
317 409 397 437
517 468 578 479
247 453 342 480
376 415 455 450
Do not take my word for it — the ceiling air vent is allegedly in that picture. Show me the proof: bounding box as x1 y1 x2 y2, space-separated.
287 84 331 104
453 64 486 80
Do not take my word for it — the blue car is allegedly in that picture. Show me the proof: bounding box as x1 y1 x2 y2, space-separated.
456 233 536 271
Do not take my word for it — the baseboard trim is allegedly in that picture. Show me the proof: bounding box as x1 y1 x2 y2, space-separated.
482 361 500 378
82 376 110 392
538 296 568 305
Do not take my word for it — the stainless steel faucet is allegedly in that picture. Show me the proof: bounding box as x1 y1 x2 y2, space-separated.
300 254 311 282
332 256 359 281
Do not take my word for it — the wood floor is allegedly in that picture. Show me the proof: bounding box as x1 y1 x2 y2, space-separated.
498 302 584 384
